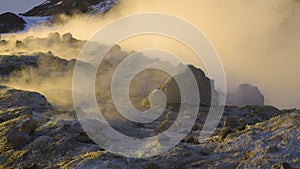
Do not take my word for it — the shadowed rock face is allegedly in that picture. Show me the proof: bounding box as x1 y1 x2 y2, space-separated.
227 83 264 106
161 65 219 107
0 86 52 112
0 12 26 33
140 65 219 111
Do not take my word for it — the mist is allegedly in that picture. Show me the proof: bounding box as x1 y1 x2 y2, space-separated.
2 0 300 108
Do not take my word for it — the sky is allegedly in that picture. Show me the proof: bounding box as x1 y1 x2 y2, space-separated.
0 0 43 14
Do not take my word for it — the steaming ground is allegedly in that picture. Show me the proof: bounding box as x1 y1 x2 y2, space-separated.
0 37 174 111
1 0 299 108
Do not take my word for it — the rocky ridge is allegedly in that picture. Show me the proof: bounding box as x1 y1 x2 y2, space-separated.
22 0 119 17
0 13 26 34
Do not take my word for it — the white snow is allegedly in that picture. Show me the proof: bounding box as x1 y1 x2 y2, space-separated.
41 0 51 5
91 0 120 15
20 16 50 32
56 1 63 6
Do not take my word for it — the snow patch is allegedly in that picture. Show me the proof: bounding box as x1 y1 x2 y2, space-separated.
91 0 120 15
41 0 51 5
20 16 50 32
56 1 63 6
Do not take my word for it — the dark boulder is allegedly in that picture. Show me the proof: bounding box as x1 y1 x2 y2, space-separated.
227 83 264 106
72 131 95 144
6 131 29 149
20 119 38 135
0 112 15 122
0 86 52 112
161 65 219 107
0 12 26 33
0 55 38 77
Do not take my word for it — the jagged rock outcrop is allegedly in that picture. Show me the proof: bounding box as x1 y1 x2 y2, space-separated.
0 55 37 77
0 12 26 33
141 65 219 110
0 86 52 111
227 83 264 106
155 65 218 108
0 86 52 150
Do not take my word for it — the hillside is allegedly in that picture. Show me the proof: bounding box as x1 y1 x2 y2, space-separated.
0 0 119 33
22 0 120 16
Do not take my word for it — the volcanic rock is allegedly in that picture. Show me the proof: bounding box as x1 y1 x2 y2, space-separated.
19 119 38 135
0 12 26 33
0 86 299 168
6 131 29 149
161 65 219 107
22 0 119 17
227 83 264 106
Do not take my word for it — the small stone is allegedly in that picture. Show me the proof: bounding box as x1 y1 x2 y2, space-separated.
72 131 95 144
192 124 198 131
266 145 278 154
191 160 210 167
0 112 14 122
182 152 190 157
272 162 292 169
7 131 29 149
186 136 195 143
218 127 235 139
224 116 238 128
146 164 163 169
20 119 38 135
199 149 210 155
280 162 292 169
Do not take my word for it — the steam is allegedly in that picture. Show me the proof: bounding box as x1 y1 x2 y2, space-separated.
3 68 73 108
0 53 74 108
1 0 299 108
0 32 85 60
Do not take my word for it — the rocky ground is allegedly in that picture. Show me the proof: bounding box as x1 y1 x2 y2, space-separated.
0 85 299 169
